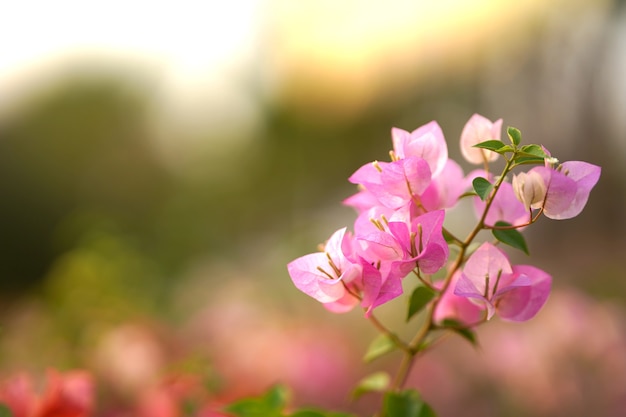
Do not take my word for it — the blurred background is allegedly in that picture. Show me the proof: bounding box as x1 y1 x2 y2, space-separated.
0 0 625 416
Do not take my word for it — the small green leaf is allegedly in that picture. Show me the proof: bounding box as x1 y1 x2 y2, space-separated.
225 385 288 417
518 144 547 159
472 139 507 153
407 286 436 321
472 177 492 201
440 319 478 346
512 156 546 166
364 334 397 363
0 405 13 417
352 372 391 399
492 221 529 255
507 126 522 146
383 390 437 417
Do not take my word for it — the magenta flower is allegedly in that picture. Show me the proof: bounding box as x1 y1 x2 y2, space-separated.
520 161 601 220
454 242 552 321
391 121 448 177
460 114 503 164
348 157 432 209
357 210 448 278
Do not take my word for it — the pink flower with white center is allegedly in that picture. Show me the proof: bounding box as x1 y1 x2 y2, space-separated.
518 161 601 220
348 156 432 209
460 114 503 164
454 243 552 321
391 121 448 177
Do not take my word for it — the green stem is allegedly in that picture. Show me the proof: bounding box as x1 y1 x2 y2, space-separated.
378 156 520 413
367 313 412 354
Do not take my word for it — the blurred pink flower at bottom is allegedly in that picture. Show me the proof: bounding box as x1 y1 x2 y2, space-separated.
0 369 93 417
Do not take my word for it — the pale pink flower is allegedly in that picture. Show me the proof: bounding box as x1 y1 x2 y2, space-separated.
525 161 601 220
460 114 503 164
348 157 432 209
391 121 448 177
288 228 391 313
287 228 362 308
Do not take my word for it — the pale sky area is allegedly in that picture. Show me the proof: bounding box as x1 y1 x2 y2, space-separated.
1 0 613 149
0 1 261 83
0 0 264 168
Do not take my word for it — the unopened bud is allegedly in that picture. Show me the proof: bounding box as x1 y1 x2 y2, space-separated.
512 171 547 210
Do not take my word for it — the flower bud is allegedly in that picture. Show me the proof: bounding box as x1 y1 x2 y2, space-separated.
512 171 547 211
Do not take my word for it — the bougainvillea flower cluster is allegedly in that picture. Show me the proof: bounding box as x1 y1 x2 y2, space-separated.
288 114 601 326
286 114 600 415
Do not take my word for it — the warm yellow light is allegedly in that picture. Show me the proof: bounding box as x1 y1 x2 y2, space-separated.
264 0 590 122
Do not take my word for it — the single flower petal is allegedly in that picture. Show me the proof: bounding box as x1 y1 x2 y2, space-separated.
462 242 512 296
532 166 577 217
287 253 348 303
436 272 484 325
323 292 360 313
454 272 496 319
547 161 601 220
421 159 469 211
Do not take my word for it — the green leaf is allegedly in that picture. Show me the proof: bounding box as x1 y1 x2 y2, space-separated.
407 286 436 322
364 334 397 363
0 405 13 417
383 390 437 417
472 139 507 153
472 177 492 201
492 221 529 255
507 126 522 146
225 385 288 417
518 144 547 159
512 156 546 166
352 372 391 399
440 319 478 346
